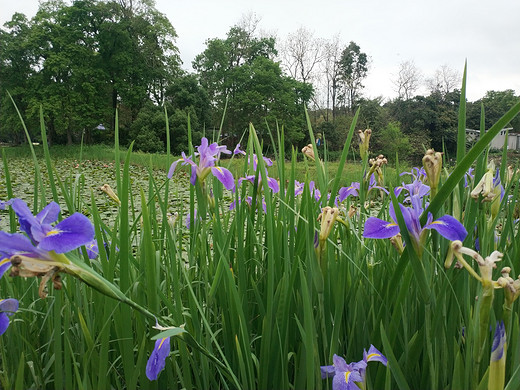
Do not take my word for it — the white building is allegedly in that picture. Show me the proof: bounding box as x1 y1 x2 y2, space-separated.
465 128 518 150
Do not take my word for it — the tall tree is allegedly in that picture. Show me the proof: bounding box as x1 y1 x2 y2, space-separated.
426 64 461 96
0 13 35 143
193 24 312 146
322 34 343 121
338 41 369 112
279 26 325 85
392 60 423 100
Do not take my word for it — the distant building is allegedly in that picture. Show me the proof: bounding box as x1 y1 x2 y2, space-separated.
465 128 519 150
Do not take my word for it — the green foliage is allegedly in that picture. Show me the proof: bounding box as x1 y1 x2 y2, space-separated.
467 89 520 131
2 93 520 389
338 41 369 111
193 25 313 148
373 121 412 162
0 0 181 145
385 92 459 155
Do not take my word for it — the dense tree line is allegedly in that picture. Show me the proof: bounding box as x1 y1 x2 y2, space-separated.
1 1 518 163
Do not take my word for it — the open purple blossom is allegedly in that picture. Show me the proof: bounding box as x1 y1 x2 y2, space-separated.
367 174 389 195
249 154 273 170
0 257 11 278
146 337 170 381
394 179 430 201
294 180 305 197
309 181 322 202
240 174 280 193
233 143 246 155
337 182 360 203
400 167 427 182
363 195 467 252
0 298 19 336
5 199 94 255
363 345 387 365
320 354 365 390
464 167 475 188
321 346 387 390
167 138 235 191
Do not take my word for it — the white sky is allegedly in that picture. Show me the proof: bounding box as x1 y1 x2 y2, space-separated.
1 0 519 102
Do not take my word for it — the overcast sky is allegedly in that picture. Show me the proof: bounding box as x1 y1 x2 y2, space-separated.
1 0 519 102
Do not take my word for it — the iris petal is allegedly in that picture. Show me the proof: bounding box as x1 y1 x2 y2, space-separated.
146 337 170 380
211 166 235 191
38 213 95 253
363 217 400 239
424 215 467 241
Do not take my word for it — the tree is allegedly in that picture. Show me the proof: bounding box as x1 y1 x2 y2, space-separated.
392 60 423 100
338 41 369 112
0 13 35 143
322 34 343 121
374 121 411 162
386 92 458 156
279 26 325 85
193 23 312 147
0 0 181 145
426 64 461 96
467 89 520 131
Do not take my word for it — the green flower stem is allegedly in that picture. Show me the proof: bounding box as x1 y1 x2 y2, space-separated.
474 281 494 383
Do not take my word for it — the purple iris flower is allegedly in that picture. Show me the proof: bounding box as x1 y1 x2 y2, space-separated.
249 154 273 170
320 354 365 390
309 181 322 202
493 168 505 201
0 298 19 336
367 174 389 195
240 174 280 193
321 346 387 390
8 199 94 254
360 345 388 377
294 180 305 197
337 182 360 203
394 179 430 201
146 337 170 380
400 167 427 182
233 143 246 156
464 167 475 188
363 195 467 249
168 138 235 191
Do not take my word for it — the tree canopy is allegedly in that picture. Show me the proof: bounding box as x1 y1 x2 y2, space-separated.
1 4 518 161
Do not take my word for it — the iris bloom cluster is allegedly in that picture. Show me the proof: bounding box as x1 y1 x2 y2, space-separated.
320 345 387 390
168 137 235 191
363 195 467 255
238 151 279 193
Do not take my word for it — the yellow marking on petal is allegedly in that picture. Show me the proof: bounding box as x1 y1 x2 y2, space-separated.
0 258 10 266
158 337 167 349
214 167 223 174
46 229 62 237
367 353 381 360
387 222 398 227
430 220 446 225
344 371 351 383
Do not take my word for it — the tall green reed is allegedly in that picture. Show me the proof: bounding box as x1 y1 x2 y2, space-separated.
2 71 520 390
